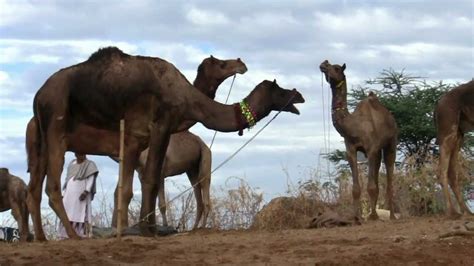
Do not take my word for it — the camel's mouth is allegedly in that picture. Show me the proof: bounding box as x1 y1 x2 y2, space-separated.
284 91 305 115
319 66 330 82
236 64 248 75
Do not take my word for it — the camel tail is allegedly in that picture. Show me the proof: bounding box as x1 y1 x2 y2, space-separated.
26 94 47 173
25 116 41 173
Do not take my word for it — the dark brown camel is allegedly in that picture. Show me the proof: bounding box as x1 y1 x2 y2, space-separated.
27 47 304 240
319 60 398 220
434 80 474 217
27 56 247 232
0 168 30 242
111 56 247 229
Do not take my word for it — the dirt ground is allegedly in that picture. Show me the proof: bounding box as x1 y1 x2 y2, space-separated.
1 217 473 265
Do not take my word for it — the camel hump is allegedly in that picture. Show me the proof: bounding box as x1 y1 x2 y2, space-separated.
0 167 9 176
368 91 377 98
0 168 9 191
87 46 127 62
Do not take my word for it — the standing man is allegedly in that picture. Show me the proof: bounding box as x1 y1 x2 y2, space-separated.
59 153 99 239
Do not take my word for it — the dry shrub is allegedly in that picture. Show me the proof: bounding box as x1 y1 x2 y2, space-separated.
337 152 473 217
208 177 264 230
252 196 324 230
251 178 348 230
394 154 473 216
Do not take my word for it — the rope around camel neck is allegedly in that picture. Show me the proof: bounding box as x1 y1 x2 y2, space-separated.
134 90 299 227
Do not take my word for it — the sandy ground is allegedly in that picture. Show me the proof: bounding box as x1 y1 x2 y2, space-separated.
0 217 473 265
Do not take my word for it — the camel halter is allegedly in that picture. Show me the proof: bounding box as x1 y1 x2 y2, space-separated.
336 80 345 89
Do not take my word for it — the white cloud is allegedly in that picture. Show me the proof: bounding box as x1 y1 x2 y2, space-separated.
314 8 395 34
0 39 138 64
186 7 230 26
140 41 209 66
415 16 441 29
0 71 13 91
0 0 37 27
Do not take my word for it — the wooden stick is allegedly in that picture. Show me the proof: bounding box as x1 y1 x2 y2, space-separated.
117 119 125 240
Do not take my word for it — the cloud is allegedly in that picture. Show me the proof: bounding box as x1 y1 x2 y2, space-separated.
186 7 230 26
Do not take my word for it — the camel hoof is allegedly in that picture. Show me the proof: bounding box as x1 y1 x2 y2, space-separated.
138 223 155 237
36 237 48 242
368 213 379 221
448 211 462 220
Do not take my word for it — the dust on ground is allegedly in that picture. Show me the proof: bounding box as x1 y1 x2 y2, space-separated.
1 217 473 265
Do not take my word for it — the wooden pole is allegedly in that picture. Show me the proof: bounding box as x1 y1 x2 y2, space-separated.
117 119 125 240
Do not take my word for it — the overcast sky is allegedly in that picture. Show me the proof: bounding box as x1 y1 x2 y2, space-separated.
1 0 473 219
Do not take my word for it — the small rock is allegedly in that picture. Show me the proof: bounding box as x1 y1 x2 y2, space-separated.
464 221 474 231
391 235 406 242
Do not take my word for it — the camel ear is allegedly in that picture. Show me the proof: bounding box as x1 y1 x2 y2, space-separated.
273 79 277 84
342 63 346 71
210 55 214 59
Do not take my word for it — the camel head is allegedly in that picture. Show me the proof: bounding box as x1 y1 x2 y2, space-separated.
197 55 248 98
249 80 305 115
319 60 346 89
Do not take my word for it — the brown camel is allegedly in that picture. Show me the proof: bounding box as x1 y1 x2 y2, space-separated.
27 56 247 232
434 80 474 217
319 60 398 220
110 56 247 229
0 168 30 242
27 47 304 240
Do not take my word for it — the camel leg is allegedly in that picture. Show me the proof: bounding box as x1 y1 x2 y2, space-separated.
10 201 27 242
157 173 168 227
20 199 30 242
383 142 397 219
367 150 382 220
26 153 47 241
198 147 212 228
438 134 460 218
112 142 139 230
139 122 170 236
194 184 205 229
45 127 79 239
200 173 211 229
448 134 473 215
345 144 361 219
187 170 203 230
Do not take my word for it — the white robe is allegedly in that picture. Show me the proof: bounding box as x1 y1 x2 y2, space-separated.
62 169 94 223
59 160 98 238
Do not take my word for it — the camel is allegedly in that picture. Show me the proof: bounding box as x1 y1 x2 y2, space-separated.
434 80 474 217
27 47 304 240
0 168 30 242
319 60 398 220
110 56 248 229
26 56 247 233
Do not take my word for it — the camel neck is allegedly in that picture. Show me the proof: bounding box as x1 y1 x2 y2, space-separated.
330 79 351 133
193 75 222 99
185 87 270 134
